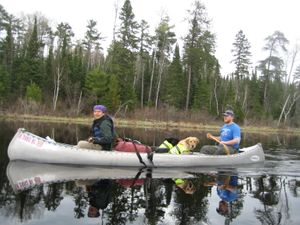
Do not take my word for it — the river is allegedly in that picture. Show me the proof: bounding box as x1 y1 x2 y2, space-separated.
0 120 300 225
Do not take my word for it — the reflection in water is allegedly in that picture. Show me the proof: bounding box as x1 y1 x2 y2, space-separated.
2 162 300 224
204 172 241 224
252 175 291 225
1 120 300 224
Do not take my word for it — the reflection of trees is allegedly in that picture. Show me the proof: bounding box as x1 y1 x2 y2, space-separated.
72 186 88 218
288 179 300 197
252 175 291 225
170 178 209 225
0 181 66 222
105 182 141 225
1 186 44 222
44 183 64 210
144 179 169 225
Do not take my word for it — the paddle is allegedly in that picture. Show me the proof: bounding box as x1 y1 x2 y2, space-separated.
207 133 230 155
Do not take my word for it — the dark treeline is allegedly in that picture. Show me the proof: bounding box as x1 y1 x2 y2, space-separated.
0 0 299 127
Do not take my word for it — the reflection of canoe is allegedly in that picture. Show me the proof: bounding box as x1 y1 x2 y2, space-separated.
6 161 192 192
8 128 265 167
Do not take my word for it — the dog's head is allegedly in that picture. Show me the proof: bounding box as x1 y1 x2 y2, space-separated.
183 137 200 150
177 180 196 194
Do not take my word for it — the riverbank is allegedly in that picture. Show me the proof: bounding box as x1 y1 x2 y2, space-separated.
1 113 300 135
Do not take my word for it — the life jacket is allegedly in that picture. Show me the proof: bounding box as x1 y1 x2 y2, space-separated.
174 178 185 185
91 115 115 150
168 143 190 154
158 140 174 150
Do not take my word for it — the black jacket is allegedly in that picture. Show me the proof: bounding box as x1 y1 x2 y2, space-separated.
91 115 115 150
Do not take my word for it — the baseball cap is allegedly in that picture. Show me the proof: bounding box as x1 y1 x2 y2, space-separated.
223 110 234 117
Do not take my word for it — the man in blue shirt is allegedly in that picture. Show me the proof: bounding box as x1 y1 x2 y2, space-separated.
200 110 241 155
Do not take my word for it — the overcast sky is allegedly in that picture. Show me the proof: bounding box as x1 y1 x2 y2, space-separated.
1 0 300 75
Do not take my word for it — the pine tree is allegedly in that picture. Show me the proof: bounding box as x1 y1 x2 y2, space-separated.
118 0 138 50
135 19 152 108
153 16 176 109
103 74 120 113
231 30 252 103
183 1 216 111
106 41 136 109
163 44 185 108
18 17 44 96
84 67 109 103
83 19 103 70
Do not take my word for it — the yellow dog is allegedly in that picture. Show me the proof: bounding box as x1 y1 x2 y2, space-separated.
169 137 199 154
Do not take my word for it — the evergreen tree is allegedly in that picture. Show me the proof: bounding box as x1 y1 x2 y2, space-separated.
135 19 152 108
163 44 185 108
183 1 216 111
153 16 176 108
84 67 109 104
103 74 120 113
52 22 74 110
83 19 103 70
231 30 252 103
118 0 138 50
17 17 44 97
247 71 263 119
106 41 136 109
0 65 9 102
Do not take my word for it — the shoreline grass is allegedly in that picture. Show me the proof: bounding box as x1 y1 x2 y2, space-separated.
1 113 300 134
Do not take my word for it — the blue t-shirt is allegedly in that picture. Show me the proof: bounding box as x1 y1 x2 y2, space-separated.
220 122 241 149
217 188 237 202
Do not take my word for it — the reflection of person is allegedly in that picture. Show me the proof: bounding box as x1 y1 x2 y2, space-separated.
86 179 113 218
200 110 241 155
77 105 116 151
215 174 238 216
204 172 238 216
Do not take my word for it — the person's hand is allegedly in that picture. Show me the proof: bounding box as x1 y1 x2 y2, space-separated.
91 137 101 144
207 133 214 139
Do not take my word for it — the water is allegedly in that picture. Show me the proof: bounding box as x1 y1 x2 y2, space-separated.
1 120 300 225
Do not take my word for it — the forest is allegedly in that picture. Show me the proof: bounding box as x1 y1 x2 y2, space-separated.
0 0 299 127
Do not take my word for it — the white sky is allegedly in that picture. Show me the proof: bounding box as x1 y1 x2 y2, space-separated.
1 0 300 75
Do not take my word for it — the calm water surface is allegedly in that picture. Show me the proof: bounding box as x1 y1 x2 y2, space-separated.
0 120 300 225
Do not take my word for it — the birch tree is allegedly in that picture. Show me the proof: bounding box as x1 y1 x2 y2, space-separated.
153 16 176 109
260 31 289 112
53 22 74 111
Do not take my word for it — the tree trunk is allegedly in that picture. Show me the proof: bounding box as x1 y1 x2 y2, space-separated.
141 63 145 108
277 94 290 126
242 84 248 112
53 67 62 111
185 65 192 111
155 54 165 109
77 90 82 115
283 93 300 125
147 49 156 104
213 76 219 115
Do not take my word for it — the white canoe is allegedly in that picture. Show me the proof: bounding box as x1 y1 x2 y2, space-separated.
8 128 265 167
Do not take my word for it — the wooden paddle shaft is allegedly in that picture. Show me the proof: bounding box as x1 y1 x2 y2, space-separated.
207 133 230 155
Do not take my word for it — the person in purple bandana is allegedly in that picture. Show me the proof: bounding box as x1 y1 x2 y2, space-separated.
77 105 116 151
